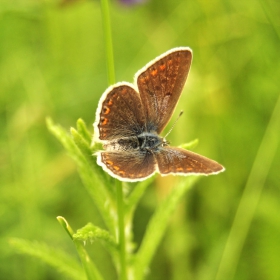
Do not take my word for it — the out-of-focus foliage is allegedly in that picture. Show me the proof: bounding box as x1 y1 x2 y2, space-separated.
1 0 279 279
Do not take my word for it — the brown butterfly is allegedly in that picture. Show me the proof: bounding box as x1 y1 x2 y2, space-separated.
93 47 224 182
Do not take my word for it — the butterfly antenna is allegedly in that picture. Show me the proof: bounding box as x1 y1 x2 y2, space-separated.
164 110 184 139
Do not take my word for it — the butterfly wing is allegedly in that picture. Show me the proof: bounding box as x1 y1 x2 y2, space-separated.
136 47 192 133
155 146 224 175
94 83 146 142
96 150 157 182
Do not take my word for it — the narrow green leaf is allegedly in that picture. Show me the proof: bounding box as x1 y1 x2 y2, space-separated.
71 126 117 200
70 127 96 167
74 240 104 280
178 138 199 150
10 238 86 280
125 176 155 215
57 216 74 240
76 118 92 144
46 117 116 234
133 176 198 279
73 223 118 258
57 217 104 280
215 91 280 280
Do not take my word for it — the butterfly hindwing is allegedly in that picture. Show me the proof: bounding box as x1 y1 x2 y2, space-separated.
155 146 224 175
97 150 156 182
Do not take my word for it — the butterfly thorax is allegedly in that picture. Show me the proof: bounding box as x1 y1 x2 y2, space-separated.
103 132 168 153
137 132 167 152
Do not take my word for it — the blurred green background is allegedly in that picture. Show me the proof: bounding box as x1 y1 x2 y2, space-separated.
1 0 280 279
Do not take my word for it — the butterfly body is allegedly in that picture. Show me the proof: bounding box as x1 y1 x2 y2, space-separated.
94 47 224 182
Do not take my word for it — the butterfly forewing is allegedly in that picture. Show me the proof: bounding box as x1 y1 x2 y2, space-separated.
95 84 146 141
136 48 192 133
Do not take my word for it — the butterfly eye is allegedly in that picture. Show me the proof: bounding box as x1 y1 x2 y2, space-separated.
162 139 169 146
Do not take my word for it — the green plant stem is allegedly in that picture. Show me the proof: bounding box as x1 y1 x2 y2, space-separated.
215 93 280 280
100 0 115 85
116 180 127 280
100 0 126 278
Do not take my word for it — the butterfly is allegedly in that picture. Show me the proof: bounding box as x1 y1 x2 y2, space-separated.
93 47 224 182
